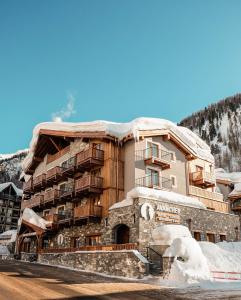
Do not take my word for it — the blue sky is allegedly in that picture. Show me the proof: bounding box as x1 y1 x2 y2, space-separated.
1 0 241 153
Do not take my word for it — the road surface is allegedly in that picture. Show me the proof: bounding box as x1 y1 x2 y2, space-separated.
0 260 241 300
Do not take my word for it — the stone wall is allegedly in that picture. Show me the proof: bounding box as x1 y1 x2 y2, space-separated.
38 250 149 278
20 252 37 262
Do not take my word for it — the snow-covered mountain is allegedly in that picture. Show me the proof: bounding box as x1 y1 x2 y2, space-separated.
0 149 28 188
179 94 241 172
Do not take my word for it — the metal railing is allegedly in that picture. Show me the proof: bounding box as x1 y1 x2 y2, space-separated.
135 174 172 190
136 147 172 162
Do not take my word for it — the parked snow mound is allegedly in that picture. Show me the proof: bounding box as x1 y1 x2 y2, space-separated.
127 187 206 209
164 237 211 283
0 245 10 255
199 241 241 273
151 225 192 246
0 230 17 244
19 208 50 230
23 117 214 172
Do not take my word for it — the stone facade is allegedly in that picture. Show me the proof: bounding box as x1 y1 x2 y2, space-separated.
38 250 149 278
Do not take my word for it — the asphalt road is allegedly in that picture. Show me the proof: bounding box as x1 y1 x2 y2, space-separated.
0 260 241 300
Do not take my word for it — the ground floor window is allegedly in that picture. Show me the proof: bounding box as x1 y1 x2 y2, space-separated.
193 231 201 241
206 233 215 243
85 235 101 246
220 234 226 242
71 237 82 248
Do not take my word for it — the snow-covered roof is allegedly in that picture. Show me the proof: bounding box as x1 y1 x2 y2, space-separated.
109 187 206 210
0 230 17 243
0 182 22 197
19 208 50 230
22 117 214 172
0 149 28 161
215 168 241 184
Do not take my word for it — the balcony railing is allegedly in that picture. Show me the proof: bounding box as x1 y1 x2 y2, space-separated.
59 182 74 199
76 147 104 170
43 189 60 204
75 175 103 195
191 171 215 187
46 166 62 184
61 157 76 177
44 210 73 224
23 178 33 194
74 203 102 219
33 174 46 190
136 147 172 169
135 174 172 190
189 185 223 201
21 194 43 209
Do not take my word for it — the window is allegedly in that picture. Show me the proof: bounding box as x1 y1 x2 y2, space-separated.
146 168 159 187
71 237 82 248
147 142 159 158
220 234 226 242
170 152 176 161
196 165 203 172
170 176 177 188
57 205 65 215
43 210 50 217
193 231 201 241
85 235 101 246
206 233 215 243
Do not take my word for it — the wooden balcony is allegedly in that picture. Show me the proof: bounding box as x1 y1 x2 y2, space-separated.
59 182 74 199
33 174 46 190
74 203 102 219
135 175 172 190
44 210 73 226
75 175 103 196
61 157 76 177
46 166 62 185
189 185 223 201
140 147 172 169
43 189 60 204
76 147 104 171
190 171 215 188
23 178 33 194
21 194 43 209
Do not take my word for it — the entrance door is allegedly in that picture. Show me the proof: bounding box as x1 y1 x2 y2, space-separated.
115 224 130 244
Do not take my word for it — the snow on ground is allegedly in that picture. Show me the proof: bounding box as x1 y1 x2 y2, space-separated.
0 230 17 244
151 224 192 246
23 117 214 172
110 187 206 210
19 208 50 230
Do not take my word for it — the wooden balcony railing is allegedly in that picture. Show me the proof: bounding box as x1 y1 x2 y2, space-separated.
21 194 43 209
33 174 46 190
76 147 104 170
44 210 73 224
191 171 215 188
47 146 70 164
23 178 33 194
74 203 102 219
136 147 172 169
75 175 103 195
43 189 60 204
135 174 172 190
189 185 223 201
61 157 76 177
39 243 137 253
46 166 62 184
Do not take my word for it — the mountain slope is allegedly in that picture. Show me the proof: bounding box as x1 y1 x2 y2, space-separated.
179 94 241 172
0 150 28 188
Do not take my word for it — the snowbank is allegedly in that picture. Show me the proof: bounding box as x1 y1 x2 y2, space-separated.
23 117 214 172
117 187 206 209
151 225 192 246
0 230 17 244
0 245 10 255
199 241 241 273
164 237 211 283
19 208 50 230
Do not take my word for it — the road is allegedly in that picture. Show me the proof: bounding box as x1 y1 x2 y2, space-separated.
0 260 241 300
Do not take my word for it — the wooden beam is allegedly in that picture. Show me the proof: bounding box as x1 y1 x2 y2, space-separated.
49 137 61 152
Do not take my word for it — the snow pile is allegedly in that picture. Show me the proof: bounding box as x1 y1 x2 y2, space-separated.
199 241 241 273
0 230 17 244
109 197 133 210
19 208 50 230
0 245 10 255
164 237 211 283
126 187 205 209
151 224 192 246
23 117 214 172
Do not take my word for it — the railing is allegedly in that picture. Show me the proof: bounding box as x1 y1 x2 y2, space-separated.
191 171 215 183
44 210 73 223
189 185 223 201
39 243 137 253
136 147 172 162
33 174 46 188
135 175 172 190
74 203 102 218
211 271 241 281
61 157 76 174
59 182 74 198
23 178 33 193
43 189 59 203
22 194 43 209
75 175 103 193
47 146 70 164
76 147 104 167
46 166 62 181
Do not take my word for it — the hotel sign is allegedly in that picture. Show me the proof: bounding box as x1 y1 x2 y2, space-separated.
155 204 181 224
